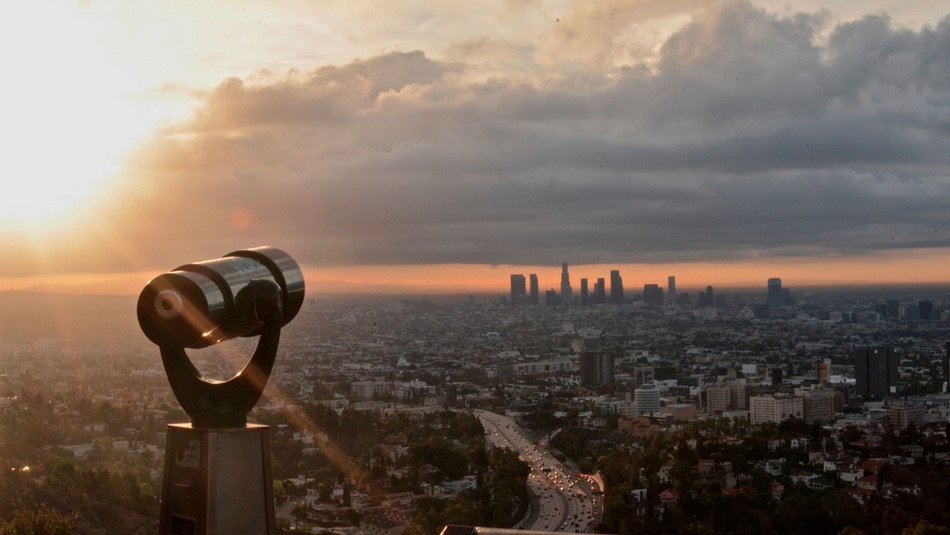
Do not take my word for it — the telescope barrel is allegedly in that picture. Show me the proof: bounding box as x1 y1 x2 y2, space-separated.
137 246 305 348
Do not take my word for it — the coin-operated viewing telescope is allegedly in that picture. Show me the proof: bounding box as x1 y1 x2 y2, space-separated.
138 246 305 349
138 246 305 535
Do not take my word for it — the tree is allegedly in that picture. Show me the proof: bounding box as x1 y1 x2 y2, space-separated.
291 501 310 524
899 421 922 446
902 519 950 535
273 480 287 505
881 419 899 455
0 505 78 535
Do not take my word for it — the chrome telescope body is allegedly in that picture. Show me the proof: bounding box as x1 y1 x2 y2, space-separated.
137 246 305 349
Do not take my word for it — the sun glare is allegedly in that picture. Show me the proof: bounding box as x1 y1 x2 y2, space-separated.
1 3 158 229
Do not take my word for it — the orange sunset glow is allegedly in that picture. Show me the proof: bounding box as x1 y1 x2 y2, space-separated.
4 249 950 296
2 1 950 295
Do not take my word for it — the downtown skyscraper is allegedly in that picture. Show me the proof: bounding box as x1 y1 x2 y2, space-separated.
581 351 614 387
854 347 899 400
560 263 573 307
510 274 526 306
610 270 624 304
510 273 537 306
767 277 782 306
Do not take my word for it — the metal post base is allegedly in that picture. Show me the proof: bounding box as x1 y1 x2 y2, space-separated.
159 424 276 535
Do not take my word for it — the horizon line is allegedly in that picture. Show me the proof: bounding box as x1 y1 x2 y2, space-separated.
3 278 950 299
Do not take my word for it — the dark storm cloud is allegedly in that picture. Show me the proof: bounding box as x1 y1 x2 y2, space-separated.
119 0 950 270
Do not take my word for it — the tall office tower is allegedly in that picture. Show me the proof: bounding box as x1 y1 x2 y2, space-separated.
580 352 614 387
667 276 677 306
610 270 624 304
560 263 573 307
529 274 539 305
705 285 714 307
854 347 899 400
643 284 663 306
767 277 783 307
887 299 901 319
580 278 589 305
510 274 526 306
919 300 933 320
595 278 606 304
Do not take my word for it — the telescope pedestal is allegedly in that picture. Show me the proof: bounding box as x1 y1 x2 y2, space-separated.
159 423 276 535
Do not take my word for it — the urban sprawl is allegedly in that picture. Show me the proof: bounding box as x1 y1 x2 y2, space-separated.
1 272 949 534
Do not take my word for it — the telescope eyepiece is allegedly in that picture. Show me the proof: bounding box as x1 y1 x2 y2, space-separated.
155 289 184 320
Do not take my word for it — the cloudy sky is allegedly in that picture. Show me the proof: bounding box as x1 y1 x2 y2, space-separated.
2 0 949 294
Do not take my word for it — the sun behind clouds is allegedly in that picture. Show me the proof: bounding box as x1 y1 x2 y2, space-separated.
0 2 160 229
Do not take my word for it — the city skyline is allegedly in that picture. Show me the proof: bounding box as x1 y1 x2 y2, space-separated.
4 1 950 295
5 258 950 296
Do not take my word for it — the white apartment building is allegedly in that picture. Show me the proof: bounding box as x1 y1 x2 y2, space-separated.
635 384 661 416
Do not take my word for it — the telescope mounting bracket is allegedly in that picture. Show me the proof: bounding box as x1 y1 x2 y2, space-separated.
159 279 283 428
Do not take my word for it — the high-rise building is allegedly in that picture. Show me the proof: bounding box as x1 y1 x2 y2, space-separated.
919 300 934 320
854 347 899 400
734 384 747 410
706 386 733 414
580 352 614 387
802 388 836 424
580 278 589 306
767 278 783 307
771 368 783 386
634 384 661 416
643 284 663 306
667 276 677 306
595 278 606 304
818 359 832 382
610 270 624 304
560 263 573 307
886 299 901 319
766 278 793 307
529 274 539 305
944 343 950 393
510 274 526 306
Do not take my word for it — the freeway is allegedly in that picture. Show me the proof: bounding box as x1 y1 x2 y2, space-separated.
475 410 603 533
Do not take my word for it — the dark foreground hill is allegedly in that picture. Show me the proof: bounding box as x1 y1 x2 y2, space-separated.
0 470 157 535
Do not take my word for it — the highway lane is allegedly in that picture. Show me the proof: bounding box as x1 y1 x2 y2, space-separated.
474 410 603 533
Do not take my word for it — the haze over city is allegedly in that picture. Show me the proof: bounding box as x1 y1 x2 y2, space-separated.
2 0 950 295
